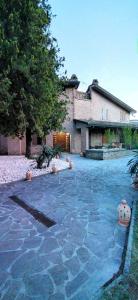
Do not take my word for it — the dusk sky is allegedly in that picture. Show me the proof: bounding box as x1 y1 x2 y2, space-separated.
49 0 138 117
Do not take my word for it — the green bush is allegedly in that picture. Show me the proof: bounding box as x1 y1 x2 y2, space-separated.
122 127 132 149
128 150 138 176
104 129 116 146
36 145 62 169
132 130 138 149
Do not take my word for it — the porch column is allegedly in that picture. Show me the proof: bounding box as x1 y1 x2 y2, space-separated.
81 127 89 152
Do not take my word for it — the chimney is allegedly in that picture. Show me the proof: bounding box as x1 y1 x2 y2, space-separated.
92 79 99 86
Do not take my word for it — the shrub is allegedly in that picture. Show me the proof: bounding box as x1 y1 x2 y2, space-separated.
128 150 138 176
36 145 62 169
132 130 138 149
104 129 116 146
123 127 132 149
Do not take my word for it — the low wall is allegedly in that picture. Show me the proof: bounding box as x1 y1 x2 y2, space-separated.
85 148 133 160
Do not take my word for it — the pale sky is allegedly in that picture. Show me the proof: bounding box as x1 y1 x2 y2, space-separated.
49 0 138 118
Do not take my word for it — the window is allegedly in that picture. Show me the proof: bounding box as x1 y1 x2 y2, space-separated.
120 111 126 121
101 108 108 120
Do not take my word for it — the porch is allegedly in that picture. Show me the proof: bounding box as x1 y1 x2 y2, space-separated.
75 119 138 156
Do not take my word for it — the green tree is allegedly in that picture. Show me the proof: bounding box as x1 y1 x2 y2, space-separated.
0 0 67 157
132 130 138 149
104 129 115 146
122 127 132 149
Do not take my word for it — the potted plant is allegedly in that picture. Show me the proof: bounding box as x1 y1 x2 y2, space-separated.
128 150 138 188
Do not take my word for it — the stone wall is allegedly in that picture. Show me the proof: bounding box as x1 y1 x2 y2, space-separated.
86 149 133 160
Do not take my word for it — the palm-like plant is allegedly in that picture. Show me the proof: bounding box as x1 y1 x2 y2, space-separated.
36 145 62 169
128 150 138 177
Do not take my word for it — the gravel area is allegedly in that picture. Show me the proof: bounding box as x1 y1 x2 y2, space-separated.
0 155 69 184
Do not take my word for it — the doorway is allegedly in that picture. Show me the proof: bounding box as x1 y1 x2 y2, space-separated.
53 132 70 152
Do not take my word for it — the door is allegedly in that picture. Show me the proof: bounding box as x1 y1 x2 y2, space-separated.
53 132 70 152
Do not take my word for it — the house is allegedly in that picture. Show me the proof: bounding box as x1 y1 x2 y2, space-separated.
0 75 137 155
52 75 137 153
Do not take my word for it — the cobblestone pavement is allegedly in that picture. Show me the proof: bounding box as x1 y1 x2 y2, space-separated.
0 155 137 300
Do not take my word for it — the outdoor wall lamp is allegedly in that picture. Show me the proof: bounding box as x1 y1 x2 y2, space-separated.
118 199 131 226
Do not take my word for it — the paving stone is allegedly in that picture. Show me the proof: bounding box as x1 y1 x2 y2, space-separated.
63 242 76 258
48 293 65 300
22 236 42 250
11 251 49 278
49 264 68 286
0 155 136 299
0 250 22 271
36 223 47 234
84 235 102 256
44 251 63 265
84 256 101 274
0 271 9 289
0 239 23 252
15 294 36 300
70 290 90 300
65 256 80 276
67 224 86 245
77 247 90 263
65 271 89 297
2 230 30 240
24 274 54 298
0 279 22 300
40 237 59 253
0 216 7 222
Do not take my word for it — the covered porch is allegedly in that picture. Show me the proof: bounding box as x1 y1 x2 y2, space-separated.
75 119 138 156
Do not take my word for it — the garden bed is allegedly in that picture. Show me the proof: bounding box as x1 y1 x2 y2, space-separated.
0 155 69 184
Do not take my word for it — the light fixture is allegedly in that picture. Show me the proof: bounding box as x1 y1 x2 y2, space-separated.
118 200 131 226
26 170 32 181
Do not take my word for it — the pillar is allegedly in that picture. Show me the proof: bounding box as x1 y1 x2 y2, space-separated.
81 127 89 152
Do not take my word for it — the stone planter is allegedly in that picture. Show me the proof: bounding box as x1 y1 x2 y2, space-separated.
85 148 133 160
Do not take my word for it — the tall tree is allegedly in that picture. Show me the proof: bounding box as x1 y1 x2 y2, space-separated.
0 0 67 157
123 127 132 149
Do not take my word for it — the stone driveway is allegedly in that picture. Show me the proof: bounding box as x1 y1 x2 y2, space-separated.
0 155 137 300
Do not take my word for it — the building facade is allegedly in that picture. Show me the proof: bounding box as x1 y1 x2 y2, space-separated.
0 75 137 155
51 76 137 153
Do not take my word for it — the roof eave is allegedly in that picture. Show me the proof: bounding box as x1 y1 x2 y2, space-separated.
92 85 136 113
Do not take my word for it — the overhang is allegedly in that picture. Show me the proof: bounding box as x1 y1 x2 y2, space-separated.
74 119 138 129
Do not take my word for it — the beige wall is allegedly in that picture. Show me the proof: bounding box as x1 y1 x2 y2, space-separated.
60 87 131 153
91 91 130 122
74 99 92 120
46 133 53 147
60 88 81 153
8 137 26 155
73 90 130 122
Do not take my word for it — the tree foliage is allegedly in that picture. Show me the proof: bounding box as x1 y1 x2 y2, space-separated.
0 0 67 156
132 130 138 149
104 129 116 146
122 127 132 149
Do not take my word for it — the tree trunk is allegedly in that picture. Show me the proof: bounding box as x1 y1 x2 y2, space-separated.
26 128 32 158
